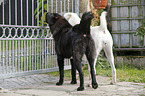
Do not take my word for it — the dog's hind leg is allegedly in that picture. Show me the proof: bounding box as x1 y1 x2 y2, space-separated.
86 43 98 89
104 45 116 84
87 48 102 87
56 56 64 85
88 47 102 80
74 59 84 91
73 48 85 91
70 59 77 84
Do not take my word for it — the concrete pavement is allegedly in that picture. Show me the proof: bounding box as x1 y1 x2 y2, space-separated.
0 75 145 96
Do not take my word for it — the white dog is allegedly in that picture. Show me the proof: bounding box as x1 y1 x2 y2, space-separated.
64 11 116 84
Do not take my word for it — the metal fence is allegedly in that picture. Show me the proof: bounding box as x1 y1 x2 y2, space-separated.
111 0 145 51
0 0 79 79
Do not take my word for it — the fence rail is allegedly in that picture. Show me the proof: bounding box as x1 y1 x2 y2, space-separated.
0 0 79 79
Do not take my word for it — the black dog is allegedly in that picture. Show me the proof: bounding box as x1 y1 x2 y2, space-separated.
45 11 98 91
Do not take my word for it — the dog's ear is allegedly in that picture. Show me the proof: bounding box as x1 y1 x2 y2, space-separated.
53 13 61 19
65 14 71 20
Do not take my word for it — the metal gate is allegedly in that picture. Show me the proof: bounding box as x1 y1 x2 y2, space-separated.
111 0 145 51
0 0 79 79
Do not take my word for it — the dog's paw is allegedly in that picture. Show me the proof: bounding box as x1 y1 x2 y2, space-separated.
56 82 63 86
77 86 84 91
70 81 77 84
92 83 98 89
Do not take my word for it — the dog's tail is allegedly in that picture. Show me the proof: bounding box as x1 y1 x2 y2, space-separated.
100 11 108 33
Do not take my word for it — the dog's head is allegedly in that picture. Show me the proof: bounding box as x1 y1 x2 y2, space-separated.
64 13 81 26
64 13 72 21
64 13 80 21
81 11 94 21
45 12 61 26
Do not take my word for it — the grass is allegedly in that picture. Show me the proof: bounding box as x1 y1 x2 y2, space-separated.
48 56 145 83
96 67 145 83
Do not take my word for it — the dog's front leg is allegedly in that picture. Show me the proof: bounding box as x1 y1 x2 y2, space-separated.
56 57 64 85
70 59 77 84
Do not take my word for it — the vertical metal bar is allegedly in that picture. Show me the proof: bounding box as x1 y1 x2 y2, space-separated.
56 0 57 13
9 38 12 73
32 29 34 70
52 40 54 67
52 40 54 68
12 38 15 72
21 33 23 71
50 40 52 68
51 40 53 68
27 0 28 26
9 0 11 25
42 0 44 26
35 39 37 70
40 39 41 69
15 41 17 72
36 0 39 70
37 40 40 70
27 39 29 71
29 39 31 71
0 39 1 74
6 40 8 73
32 0 34 26
68 0 70 12
46 31 49 68
46 39 48 68
75 0 79 15
3 0 4 24
3 40 5 74
47 0 49 12
49 40 51 68
44 38 46 69
21 0 23 25
24 34 26 71
60 0 62 15
15 0 17 25
72 0 73 12
64 0 66 13
18 39 20 72
26 29 29 71
51 0 53 13
48 40 50 68
42 29 44 69
37 0 39 26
